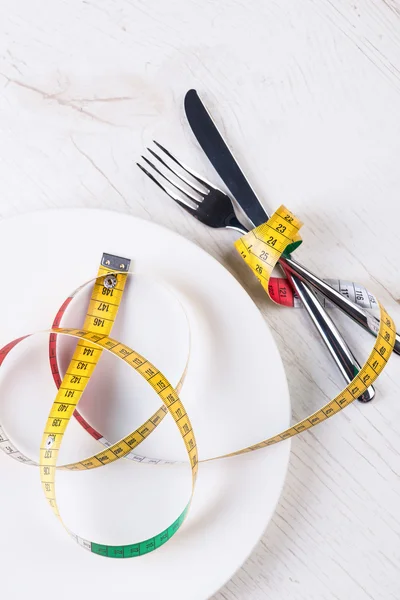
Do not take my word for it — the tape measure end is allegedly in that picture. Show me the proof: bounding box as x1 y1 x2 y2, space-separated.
101 253 131 272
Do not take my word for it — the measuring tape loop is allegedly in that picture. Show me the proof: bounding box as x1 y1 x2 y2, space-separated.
0 267 190 471
0 207 396 557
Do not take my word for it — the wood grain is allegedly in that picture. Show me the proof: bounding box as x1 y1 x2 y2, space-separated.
0 0 399 598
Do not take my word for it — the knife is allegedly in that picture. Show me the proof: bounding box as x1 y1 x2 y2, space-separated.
184 90 400 356
184 88 377 402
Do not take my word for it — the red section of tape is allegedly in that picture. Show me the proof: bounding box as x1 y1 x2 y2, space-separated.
268 277 296 307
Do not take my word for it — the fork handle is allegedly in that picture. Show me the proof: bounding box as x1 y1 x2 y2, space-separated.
285 269 375 402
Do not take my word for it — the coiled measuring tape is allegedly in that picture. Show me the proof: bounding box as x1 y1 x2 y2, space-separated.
0 206 396 558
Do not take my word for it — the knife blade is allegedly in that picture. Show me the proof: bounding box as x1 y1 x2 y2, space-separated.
184 89 268 227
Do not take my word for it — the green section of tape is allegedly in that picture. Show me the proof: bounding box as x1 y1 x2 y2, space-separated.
91 503 190 559
282 239 302 257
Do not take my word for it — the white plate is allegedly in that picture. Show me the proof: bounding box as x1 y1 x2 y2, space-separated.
0 208 290 600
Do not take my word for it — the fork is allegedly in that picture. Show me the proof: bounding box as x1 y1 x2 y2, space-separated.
137 142 376 403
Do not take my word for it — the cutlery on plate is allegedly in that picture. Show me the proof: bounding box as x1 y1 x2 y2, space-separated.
183 89 400 357
137 142 375 403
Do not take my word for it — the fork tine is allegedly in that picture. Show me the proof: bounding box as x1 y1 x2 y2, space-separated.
153 141 212 192
141 156 201 206
137 163 198 217
147 148 206 197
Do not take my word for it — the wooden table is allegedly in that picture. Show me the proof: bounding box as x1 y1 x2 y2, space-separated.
1 1 399 598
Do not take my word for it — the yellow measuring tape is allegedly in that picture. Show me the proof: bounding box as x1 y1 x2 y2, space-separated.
0 206 396 557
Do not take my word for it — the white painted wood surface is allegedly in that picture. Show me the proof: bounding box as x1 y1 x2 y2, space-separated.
1 0 399 598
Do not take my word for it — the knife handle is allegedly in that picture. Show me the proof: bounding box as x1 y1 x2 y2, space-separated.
284 269 375 402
